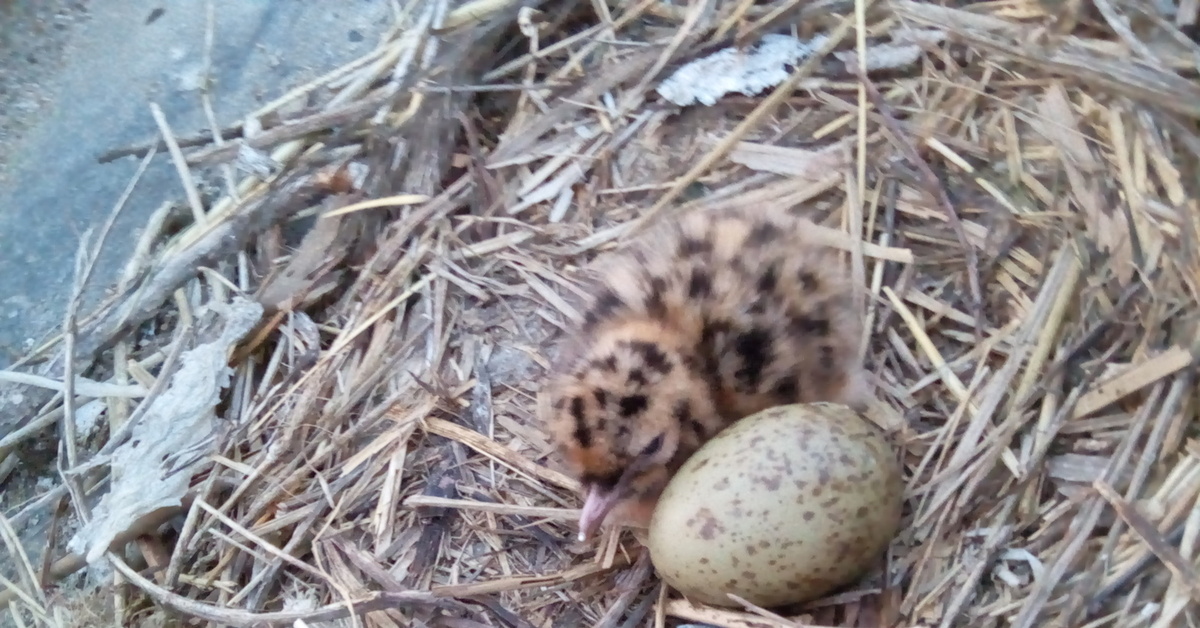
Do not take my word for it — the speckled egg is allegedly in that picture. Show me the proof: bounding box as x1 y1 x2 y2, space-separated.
645 403 903 608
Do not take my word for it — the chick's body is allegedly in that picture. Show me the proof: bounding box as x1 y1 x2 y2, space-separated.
543 206 871 541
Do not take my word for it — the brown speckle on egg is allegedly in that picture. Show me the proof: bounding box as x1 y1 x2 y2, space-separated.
693 508 724 540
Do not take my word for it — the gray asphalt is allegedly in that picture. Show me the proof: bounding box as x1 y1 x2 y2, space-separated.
0 2 395 620
0 0 391 368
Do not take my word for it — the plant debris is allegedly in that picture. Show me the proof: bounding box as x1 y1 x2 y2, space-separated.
2 0 1199 627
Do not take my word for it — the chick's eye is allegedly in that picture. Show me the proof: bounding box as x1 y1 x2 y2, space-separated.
640 434 664 457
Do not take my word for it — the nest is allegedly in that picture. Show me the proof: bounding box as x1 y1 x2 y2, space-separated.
3 0 1200 626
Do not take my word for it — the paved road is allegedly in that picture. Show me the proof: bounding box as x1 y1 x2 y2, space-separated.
0 2 394 619
0 0 391 368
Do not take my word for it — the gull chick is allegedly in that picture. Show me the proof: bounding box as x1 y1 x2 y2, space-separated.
542 205 871 541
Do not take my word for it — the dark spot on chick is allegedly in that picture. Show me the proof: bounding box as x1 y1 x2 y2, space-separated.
586 290 624 328
627 369 646 386
819 345 835 370
618 394 648 417
748 221 781 245
678 237 712 256
674 401 706 440
733 327 773 389
790 315 831 337
648 274 667 294
700 318 732 377
701 318 731 343
798 271 819 290
644 276 668 317
771 377 800 401
672 399 691 423
687 267 712 299
628 340 671 374
856 506 870 518
569 397 591 447
803 511 815 521
593 355 618 372
592 389 608 407
757 264 779 292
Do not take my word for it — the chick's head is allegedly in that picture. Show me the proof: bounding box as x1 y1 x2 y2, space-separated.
544 321 718 540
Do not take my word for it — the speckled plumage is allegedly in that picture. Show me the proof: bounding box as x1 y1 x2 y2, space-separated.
541 205 871 540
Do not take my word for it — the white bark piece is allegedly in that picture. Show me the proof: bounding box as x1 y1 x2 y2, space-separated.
68 297 263 564
656 30 946 107
656 34 829 107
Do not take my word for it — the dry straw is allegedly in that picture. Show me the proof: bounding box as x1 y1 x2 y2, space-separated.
2 0 1199 626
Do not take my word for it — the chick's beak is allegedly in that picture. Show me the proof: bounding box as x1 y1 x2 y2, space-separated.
577 483 619 542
